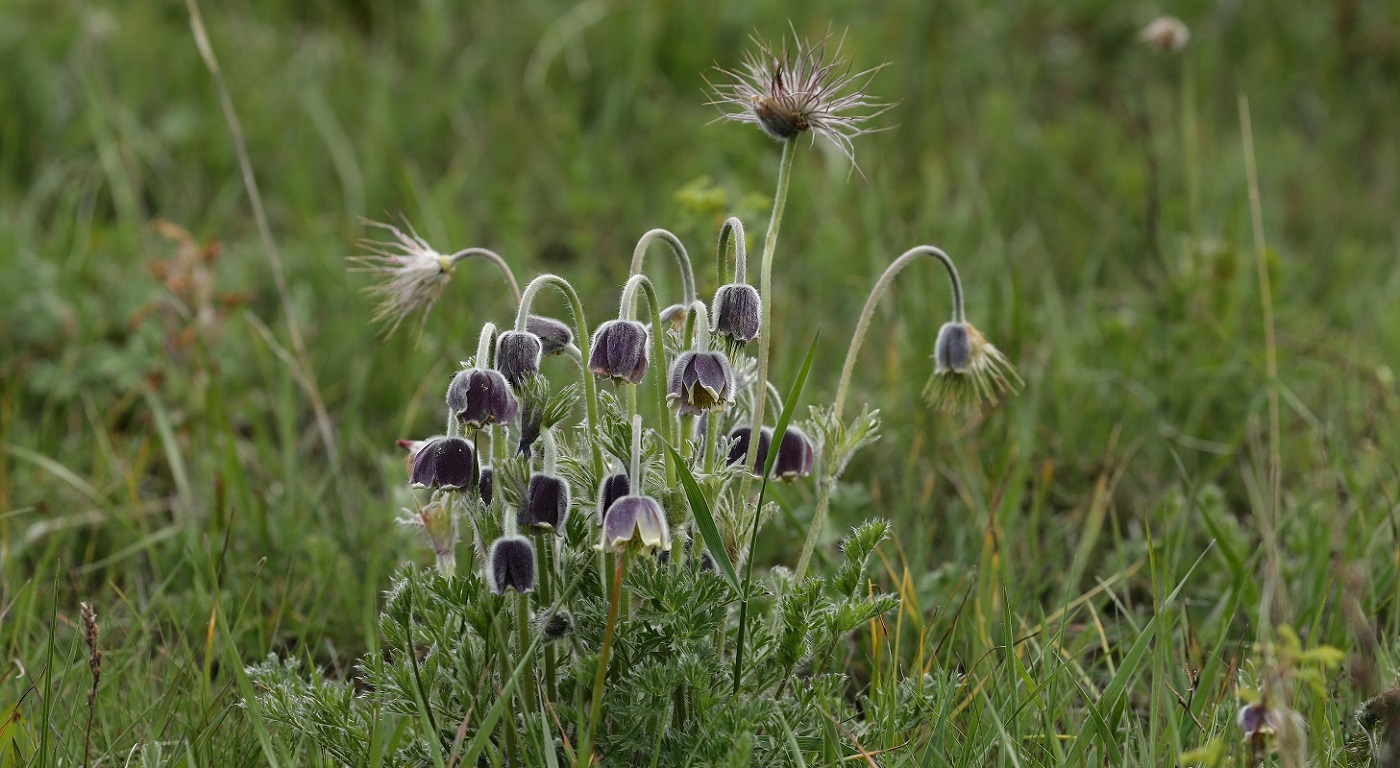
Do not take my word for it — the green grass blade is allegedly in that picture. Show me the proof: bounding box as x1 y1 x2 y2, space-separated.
663 442 740 593
733 332 819 696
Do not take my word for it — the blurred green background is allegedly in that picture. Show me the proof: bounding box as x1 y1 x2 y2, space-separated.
1 0 1398 762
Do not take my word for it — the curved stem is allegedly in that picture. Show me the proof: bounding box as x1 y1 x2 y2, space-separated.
833 245 964 422
621 275 677 480
716 216 748 285
741 137 797 496
447 247 521 303
630 228 697 310
475 322 497 369
689 301 712 352
513 275 604 477
796 245 966 581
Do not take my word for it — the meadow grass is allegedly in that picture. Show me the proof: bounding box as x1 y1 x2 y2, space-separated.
1 0 1398 764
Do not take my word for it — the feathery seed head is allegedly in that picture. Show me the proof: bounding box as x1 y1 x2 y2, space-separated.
708 29 891 167
923 322 1021 413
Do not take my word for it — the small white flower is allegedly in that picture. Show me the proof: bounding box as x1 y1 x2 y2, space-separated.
1138 17 1191 53
351 219 454 335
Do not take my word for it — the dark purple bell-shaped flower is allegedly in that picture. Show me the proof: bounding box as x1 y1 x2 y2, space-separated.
588 320 649 384
410 436 478 491
446 367 519 428
667 350 736 415
770 426 816 481
711 283 761 345
600 495 670 553
726 427 772 472
495 330 543 386
518 473 570 534
526 315 573 356
596 472 631 522
487 536 536 594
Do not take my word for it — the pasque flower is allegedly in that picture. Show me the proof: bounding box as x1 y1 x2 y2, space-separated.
600 495 671 554
526 315 573 356
495 330 543 386
922 321 1021 413
596 473 631 523
487 536 536 594
711 282 761 346
409 436 478 491
770 426 815 481
708 29 890 166
588 319 650 384
519 473 570 534
447 367 519 428
667 350 736 415
726 427 771 472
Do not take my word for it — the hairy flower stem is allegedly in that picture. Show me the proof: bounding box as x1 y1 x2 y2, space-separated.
620 274 677 480
496 616 520 763
514 275 604 478
630 228 697 320
515 592 538 719
446 247 522 303
474 322 497 368
540 541 558 704
741 136 797 502
795 245 966 580
580 554 626 767
716 216 748 285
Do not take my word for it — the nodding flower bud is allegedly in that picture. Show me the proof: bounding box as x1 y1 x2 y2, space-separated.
726 427 772 472
495 330 543 386
596 472 631 523
526 315 573 356
933 322 972 373
447 368 519 428
658 304 688 333
667 350 736 415
588 320 650 384
770 426 815 481
487 536 536 595
479 466 494 507
600 495 671 554
518 473 570 534
410 437 479 491
924 321 1021 413
711 283 761 345
538 608 574 641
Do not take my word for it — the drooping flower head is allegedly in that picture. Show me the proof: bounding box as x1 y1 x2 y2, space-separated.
446 367 519 429
487 536 537 594
708 28 890 167
409 436 479 491
351 220 454 335
667 350 736 416
600 495 671 554
518 473 570 535
922 322 1021 413
589 319 650 384
725 426 771 473
770 426 816 481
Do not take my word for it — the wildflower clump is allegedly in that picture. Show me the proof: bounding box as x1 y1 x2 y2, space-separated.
249 27 1021 767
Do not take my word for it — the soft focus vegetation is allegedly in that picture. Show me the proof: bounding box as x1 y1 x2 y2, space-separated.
2 0 1398 764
